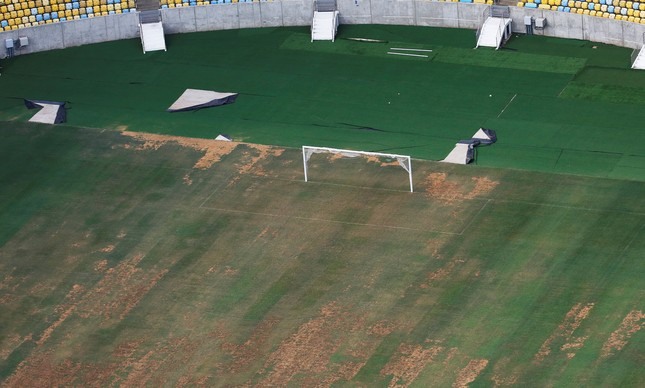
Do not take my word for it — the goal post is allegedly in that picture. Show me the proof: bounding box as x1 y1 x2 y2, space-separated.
302 146 414 192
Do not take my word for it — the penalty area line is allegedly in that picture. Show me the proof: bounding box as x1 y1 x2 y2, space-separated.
199 206 461 235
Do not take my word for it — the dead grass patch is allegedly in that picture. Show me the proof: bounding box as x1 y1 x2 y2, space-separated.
380 343 444 387
453 359 488 387
424 173 498 204
258 301 376 386
534 302 594 363
121 130 239 169
601 310 644 358
221 317 280 372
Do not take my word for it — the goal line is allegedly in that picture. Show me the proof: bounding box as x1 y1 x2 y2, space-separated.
302 146 414 192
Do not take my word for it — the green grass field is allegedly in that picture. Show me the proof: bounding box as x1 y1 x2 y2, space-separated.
0 25 644 386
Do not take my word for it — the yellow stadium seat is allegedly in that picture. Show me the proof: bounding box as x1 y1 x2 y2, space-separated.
14 2 21 9
628 15 634 20
168 2 174 7
63 8 70 16
28 14 34 21
0 5 6 11
635 9 640 16
106 3 113 10
52 3 57 10
594 3 600 9
614 6 620 12
28 1 34 7
36 0 42 5
628 8 634 14
16 8 22 15
640 3 645 10
71 7 77 14
37 5 42 12
87 11 93 16
72 14 78 19
115 8 120 12
43 0 49 4
114 2 120 9
79 5 84 12
21 15 27 22
619 0 625 6
590 9 596 14
517 1 524 6
602 11 609 16
635 16 641 22
8 17 14 24
87 0 93 5
99 4 105 11
44 4 49 10
10 9 15 16
128 0 134 7
626 1 632 7
100 10 106 15
100 0 106 4
474 0 485 4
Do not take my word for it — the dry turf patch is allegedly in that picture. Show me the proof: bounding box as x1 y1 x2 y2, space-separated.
424 173 498 204
601 310 645 358
534 302 595 363
453 359 489 388
380 343 444 388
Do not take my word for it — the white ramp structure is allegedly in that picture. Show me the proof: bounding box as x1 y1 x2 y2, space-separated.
139 10 166 53
476 6 512 50
24 99 67 124
631 46 645 69
442 128 497 165
311 0 339 42
476 17 512 49
168 89 238 112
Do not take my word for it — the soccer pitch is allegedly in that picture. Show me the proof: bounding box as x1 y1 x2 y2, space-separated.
0 25 643 385
0 124 642 385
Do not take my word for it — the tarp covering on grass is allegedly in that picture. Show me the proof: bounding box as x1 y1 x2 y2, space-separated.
24 99 67 124
442 128 497 164
167 89 238 112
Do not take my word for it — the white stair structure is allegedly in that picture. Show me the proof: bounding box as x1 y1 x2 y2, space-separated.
631 46 645 69
476 17 512 49
138 9 166 53
311 0 339 42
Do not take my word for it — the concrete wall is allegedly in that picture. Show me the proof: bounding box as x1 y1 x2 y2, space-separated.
1 1 644 58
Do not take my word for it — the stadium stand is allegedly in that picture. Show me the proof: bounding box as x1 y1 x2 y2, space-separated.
0 0 137 30
516 0 645 23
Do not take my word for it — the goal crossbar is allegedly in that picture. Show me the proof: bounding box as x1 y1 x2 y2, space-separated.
302 146 413 192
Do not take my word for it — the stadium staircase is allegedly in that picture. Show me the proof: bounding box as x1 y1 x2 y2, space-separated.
311 0 339 42
137 0 166 53
476 5 513 49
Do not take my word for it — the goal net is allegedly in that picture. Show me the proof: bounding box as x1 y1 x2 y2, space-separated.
302 146 413 192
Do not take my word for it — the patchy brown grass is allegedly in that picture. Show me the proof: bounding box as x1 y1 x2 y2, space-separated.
424 173 498 204
534 302 594 363
221 317 280 372
121 130 239 169
453 359 488 387
380 344 444 387
601 310 645 358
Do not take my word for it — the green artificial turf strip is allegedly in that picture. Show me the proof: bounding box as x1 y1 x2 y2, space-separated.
0 25 642 181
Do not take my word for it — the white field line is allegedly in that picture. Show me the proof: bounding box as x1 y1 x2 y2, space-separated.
459 199 492 235
387 52 428 58
497 93 517 118
389 47 434 52
199 206 462 235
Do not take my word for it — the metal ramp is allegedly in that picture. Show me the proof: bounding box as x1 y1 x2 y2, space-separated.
311 0 339 42
138 6 166 53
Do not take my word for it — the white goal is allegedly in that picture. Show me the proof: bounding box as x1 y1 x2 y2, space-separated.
302 146 413 192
